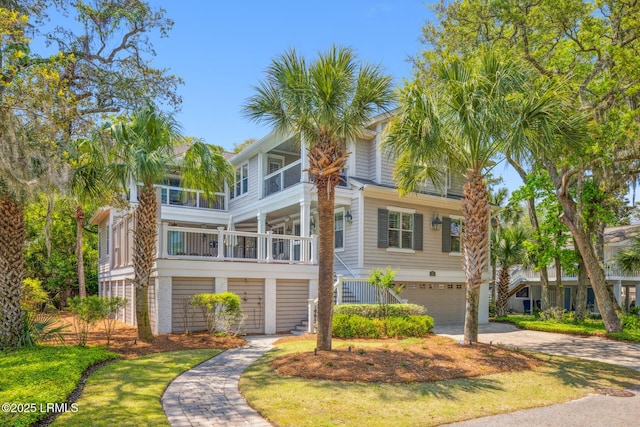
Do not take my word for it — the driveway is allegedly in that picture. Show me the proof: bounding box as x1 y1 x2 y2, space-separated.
433 322 640 370
434 322 640 426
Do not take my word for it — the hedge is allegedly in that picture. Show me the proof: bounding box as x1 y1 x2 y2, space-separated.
332 314 434 339
333 304 426 319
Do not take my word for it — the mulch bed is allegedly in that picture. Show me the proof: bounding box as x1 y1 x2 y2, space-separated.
272 335 541 383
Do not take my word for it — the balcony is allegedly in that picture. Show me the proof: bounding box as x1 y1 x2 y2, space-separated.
156 184 226 210
263 160 302 197
159 224 318 264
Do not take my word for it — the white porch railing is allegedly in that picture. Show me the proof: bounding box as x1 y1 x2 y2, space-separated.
156 184 226 210
307 275 407 333
159 224 318 264
263 160 302 197
509 264 640 291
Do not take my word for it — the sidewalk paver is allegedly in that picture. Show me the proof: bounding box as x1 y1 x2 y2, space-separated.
162 336 278 427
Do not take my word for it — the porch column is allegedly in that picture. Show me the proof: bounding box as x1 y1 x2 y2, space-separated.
479 281 490 324
613 280 622 306
300 199 310 236
636 283 640 307
214 277 228 293
264 278 276 334
156 276 172 334
300 137 308 183
257 211 266 261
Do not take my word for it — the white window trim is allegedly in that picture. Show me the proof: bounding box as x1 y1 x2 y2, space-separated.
387 208 415 251
231 162 249 200
334 207 345 252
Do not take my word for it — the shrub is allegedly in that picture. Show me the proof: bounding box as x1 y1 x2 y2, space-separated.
68 296 104 346
622 314 640 330
99 297 127 347
334 304 426 319
21 278 48 311
541 307 565 322
385 316 434 338
332 314 434 338
190 292 243 335
18 312 68 348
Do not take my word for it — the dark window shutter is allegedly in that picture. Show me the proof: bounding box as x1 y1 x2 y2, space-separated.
441 216 451 252
414 213 423 251
377 208 389 248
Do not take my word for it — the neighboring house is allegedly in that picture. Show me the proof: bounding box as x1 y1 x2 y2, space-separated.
507 225 640 313
91 113 491 335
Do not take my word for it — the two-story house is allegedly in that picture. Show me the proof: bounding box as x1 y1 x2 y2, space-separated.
91 113 491 335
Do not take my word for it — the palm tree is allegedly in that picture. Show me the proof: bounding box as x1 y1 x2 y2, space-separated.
386 51 533 342
107 106 234 343
495 226 529 317
243 46 394 351
616 236 640 275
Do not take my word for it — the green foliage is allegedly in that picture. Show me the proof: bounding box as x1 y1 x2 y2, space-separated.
24 197 99 300
100 297 127 347
333 304 426 318
621 315 640 331
21 278 48 311
332 314 434 339
68 296 105 346
17 312 68 348
541 307 566 322
189 292 243 335
368 267 400 318
0 346 118 427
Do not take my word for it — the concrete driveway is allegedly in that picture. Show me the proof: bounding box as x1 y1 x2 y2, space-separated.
433 322 640 370
433 322 640 426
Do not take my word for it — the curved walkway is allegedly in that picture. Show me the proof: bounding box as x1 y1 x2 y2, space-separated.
162 336 278 427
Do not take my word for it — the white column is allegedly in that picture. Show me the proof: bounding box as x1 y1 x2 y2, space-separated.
479 281 490 324
613 280 622 306
635 284 640 307
215 277 228 293
300 199 310 237
129 175 138 203
264 278 277 334
308 279 319 300
156 276 172 334
300 137 308 182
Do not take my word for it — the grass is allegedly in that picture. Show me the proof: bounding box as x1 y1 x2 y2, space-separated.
240 338 640 427
0 346 119 427
497 315 640 342
52 349 221 427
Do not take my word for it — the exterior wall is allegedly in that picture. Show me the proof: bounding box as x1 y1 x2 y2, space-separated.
362 196 466 274
354 138 372 179
171 277 215 333
379 144 397 187
229 155 260 211
334 196 360 274
228 279 265 334
275 280 309 332
148 281 157 332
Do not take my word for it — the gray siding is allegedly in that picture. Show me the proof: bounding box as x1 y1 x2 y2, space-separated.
400 282 465 324
275 280 309 332
229 155 260 210
171 277 215 333
228 279 265 334
335 197 360 274
379 145 397 187
354 138 372 179
363 197 465 271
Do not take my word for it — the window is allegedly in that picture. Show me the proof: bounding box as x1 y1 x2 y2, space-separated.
230 163 249 199
389 210 413 249
377 208 423 251
442 216 463 253
335 209 345 250
105 224 110 256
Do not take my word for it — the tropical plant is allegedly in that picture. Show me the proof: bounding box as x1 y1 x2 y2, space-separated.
17 311 68 348
386 51 529 342
615 236 640 276
368 267 399 318
107 106 234 342
495 226 529 317
243 45 394 350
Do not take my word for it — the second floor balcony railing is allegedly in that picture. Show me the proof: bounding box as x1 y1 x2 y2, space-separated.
263 160 302 197
159 224 318 264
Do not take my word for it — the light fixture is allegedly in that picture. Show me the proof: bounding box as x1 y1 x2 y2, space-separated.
431 212 442 231
345 210 353 224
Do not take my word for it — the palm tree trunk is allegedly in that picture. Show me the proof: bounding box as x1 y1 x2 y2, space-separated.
132 185 156 343
0 195 25 349
462 169 490 343
76 205 86 298
315 181 335 351
496 267 509 317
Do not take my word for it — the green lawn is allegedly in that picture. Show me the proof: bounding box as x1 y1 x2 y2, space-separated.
240 338 640 427
0 346 119 427
52 349 221 427
497 315 640 342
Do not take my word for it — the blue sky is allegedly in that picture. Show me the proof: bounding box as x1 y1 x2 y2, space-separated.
148 1 523 191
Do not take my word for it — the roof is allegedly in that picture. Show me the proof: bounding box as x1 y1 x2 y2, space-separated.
605 224 640 243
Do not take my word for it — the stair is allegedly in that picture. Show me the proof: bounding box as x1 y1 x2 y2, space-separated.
290 319 309 336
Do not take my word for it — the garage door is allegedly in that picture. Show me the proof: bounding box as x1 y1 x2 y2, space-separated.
228 279 265 334
276 280 309 333
400 282 466 324
171 277 215 333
